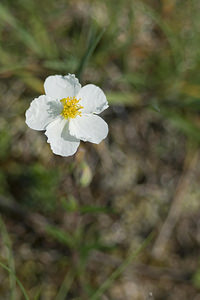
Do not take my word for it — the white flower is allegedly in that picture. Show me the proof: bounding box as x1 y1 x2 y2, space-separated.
25 74 109 157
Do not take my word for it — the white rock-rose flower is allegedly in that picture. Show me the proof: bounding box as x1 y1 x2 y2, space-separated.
25 74 109 157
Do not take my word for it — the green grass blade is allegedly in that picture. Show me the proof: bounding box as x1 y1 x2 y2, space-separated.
46 225 76 248
0 261 30 300
76 26 105 80
107 91 141 106
0 3 41 55
0 217 16 300
134 1 182 71
55 269 75 300
90 232 154 300
161 109 200 143
33 286 42 300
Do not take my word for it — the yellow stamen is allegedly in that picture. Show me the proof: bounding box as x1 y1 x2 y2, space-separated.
60 97 83 119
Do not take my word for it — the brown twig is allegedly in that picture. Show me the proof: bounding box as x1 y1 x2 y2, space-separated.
152 148 199 258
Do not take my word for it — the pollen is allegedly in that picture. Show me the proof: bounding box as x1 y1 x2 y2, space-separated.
60 97 83 119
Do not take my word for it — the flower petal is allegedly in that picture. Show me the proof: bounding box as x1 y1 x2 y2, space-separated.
45 117 80 157
77 84 108 114
25 95 62 131
44 74 81 99
69 114 108 144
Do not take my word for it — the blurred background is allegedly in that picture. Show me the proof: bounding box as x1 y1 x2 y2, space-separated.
1 0 200 299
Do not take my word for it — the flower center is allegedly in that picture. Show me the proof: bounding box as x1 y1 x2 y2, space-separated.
60 97 83 119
